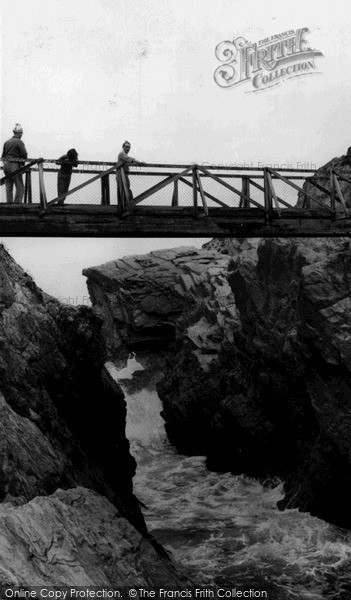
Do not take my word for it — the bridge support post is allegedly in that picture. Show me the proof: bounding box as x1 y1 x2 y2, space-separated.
240 177 250 208
263 168 273 217
330 168 336 215
101 174 110 205
24 170 32 204
38 160 47 209
192 166 198 218
172 180 179 206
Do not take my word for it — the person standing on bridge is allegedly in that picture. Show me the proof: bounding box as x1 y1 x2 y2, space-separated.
1 123 28 203
116 140 145 211
56 148 79 204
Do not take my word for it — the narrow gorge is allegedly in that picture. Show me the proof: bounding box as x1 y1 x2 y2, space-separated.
83 237 351 598
84 238 351 529
1 230 351 597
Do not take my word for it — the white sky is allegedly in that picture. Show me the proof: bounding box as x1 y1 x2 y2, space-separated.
1 0 351 301
2 0 351 166
0 237 210 303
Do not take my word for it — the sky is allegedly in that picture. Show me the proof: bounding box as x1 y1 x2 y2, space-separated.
0 237 210 304
1 0 351 300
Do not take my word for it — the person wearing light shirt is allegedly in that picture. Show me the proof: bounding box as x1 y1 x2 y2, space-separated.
116 140 145 210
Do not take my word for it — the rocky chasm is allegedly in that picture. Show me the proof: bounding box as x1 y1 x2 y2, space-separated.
84 238 351 529
0 243 189 586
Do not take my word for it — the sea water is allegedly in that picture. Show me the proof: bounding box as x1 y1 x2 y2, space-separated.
106 355 351 600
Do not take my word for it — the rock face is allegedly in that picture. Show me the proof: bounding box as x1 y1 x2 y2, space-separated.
0 243 188 585
297 151 351 210
85 238 351 529
83 247 234 361
0 487 189 587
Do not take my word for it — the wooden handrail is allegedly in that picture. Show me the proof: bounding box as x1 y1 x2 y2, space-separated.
0 159 43 185
3 159 349 219
2 157 318 173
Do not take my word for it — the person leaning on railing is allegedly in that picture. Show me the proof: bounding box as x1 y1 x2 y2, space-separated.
56 148 79 204
1 123 28 203
116 140 145 209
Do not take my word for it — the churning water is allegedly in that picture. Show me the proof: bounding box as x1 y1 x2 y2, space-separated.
106 356 351 600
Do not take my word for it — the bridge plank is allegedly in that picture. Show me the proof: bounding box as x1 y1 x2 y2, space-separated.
1 204 350 236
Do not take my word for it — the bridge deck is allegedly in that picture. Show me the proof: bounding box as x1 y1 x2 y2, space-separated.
0 204 350 237
2 160 350 237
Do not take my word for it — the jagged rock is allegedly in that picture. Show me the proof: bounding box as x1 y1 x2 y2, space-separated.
83 246 236 362
297 152 351 210
0 487 190 586
0 243 190 586
84 234 351 528
161 237 351 526
0 243 142 531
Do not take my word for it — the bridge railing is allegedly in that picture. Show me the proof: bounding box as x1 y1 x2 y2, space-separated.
0 158 48 208
1 159 349 217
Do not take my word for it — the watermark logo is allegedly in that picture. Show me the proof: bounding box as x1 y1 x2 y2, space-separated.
214 27 323 92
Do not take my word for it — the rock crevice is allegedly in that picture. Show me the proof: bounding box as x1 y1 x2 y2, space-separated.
84 238 351 528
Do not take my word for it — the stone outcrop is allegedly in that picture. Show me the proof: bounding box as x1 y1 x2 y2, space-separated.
0 243 189 585
0 487 189 587
160 237 351 527
84 238 351 528
83 247 234 362
297 151 351 210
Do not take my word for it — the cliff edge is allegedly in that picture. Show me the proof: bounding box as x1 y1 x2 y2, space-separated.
0 243 189 586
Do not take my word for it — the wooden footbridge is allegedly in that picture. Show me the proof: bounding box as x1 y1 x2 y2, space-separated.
1 158 351 236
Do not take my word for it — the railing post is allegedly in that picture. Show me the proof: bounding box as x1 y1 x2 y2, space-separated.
330 168 336 214
38 160 47 209
267 171 281 217
101 175 104 205
116 167 123 214
24 169 32 204
333 172 349 216
192 165 198 218
172 179 179 206
195 170 209 216
240 176 250 208
263 168 272 215
101 174 110 205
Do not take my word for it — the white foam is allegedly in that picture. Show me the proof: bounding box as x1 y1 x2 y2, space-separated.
108 355 351 597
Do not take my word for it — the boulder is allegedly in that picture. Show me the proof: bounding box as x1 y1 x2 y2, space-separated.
0 487 189 587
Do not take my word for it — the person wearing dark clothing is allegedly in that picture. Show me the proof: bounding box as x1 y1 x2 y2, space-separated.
1 123 28 203
56 148 78 204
